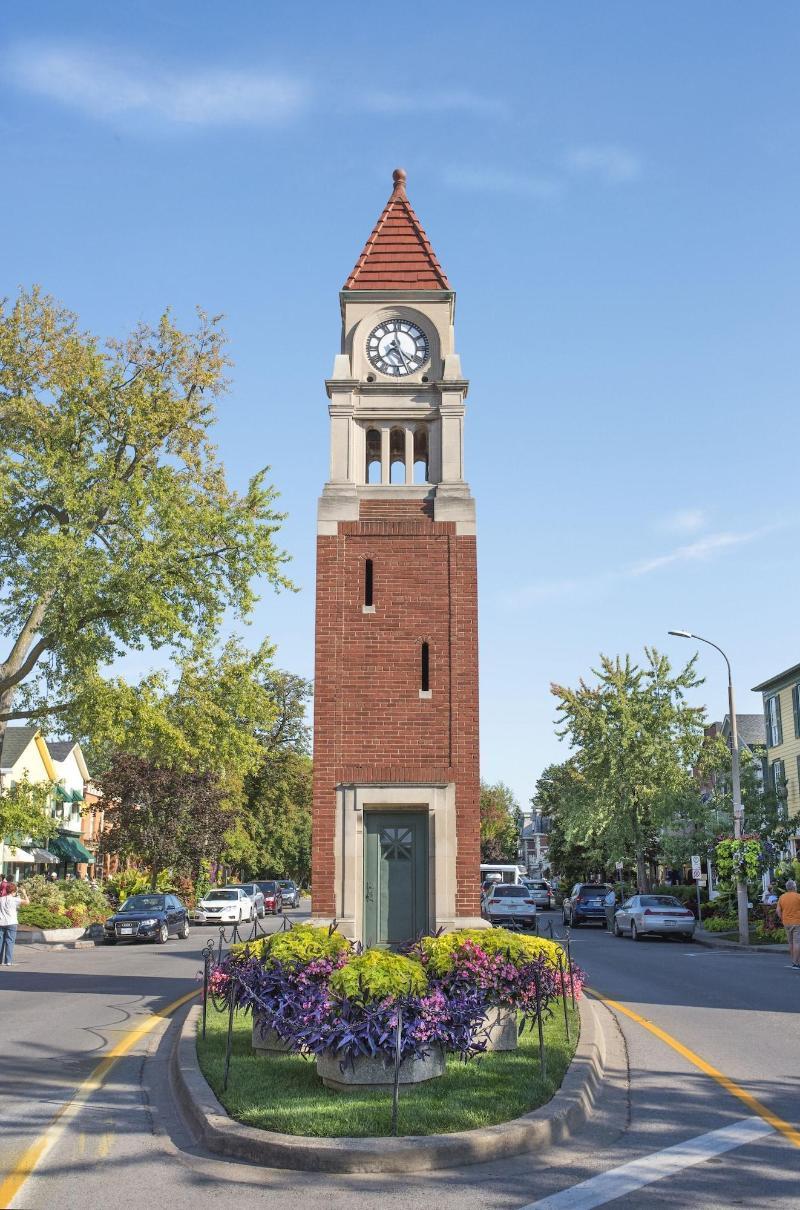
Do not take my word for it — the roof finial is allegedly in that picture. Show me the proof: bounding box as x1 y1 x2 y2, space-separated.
392 167 407 194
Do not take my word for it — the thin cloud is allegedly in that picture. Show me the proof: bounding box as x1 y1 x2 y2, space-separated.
658 508 708 535
4 41 310 127
363 90 508 119
562 144 643 185
440 165 562 200
505 527 773 609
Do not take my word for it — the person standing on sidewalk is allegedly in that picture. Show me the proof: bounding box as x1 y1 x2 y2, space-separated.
776 879 800 967
0 881 29 966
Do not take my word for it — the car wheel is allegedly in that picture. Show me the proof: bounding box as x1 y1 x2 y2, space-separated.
631 921 640 942
179 919 190 939
613 920 623 937
104 936 117 945
156 922 169 944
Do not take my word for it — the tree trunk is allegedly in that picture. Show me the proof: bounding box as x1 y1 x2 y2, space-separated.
635 852 650 893
149 864 160 891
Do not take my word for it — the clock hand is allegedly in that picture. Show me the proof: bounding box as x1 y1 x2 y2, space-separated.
391 336 411 371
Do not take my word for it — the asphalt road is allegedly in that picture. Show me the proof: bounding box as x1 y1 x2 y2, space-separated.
2 909 799 1208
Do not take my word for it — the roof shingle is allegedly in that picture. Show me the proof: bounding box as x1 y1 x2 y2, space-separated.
344 169 450 291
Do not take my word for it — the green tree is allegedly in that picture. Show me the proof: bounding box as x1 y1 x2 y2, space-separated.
551 649 706 891
228 750 313 884
0 776 57 848
532 760 603 886
479 780 520 863
0 287 292 736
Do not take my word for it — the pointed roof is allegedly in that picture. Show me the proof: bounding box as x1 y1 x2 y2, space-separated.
344 169 451 291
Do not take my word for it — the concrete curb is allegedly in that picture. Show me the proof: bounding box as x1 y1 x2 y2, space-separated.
170 997 606 1173
693 929 788 956
17 925 99 949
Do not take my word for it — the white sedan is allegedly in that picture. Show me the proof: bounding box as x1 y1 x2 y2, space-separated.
484 884 538 929
613 894 696 942
191 887 254 925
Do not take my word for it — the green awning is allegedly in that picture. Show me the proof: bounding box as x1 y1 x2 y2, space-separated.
48 834 94 863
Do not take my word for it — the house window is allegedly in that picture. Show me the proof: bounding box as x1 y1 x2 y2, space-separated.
772 759 786 797
364 559 373 608
766 694 783 747
420 642 430 693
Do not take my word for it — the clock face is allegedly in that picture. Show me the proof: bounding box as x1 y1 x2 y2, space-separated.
366 319 429 377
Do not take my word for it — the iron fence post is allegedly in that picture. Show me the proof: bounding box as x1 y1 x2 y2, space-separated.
533 966 546 1079
565 928 576 1010
391 1005 403 1137
223 983 235 1092
201 939 214 1040
556 948 570 1042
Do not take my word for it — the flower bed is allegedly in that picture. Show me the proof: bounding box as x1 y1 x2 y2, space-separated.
207 923 585 1090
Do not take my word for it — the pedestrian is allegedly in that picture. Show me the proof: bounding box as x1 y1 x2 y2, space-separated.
776 879 800 968
762 884 778 905
49 871 58 882
0 881 30 966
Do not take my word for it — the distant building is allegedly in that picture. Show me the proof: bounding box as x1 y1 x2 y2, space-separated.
752 663 800 857
703 713 767 790
519 811 552 877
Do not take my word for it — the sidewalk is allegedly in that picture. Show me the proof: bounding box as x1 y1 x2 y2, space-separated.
694 926 787 956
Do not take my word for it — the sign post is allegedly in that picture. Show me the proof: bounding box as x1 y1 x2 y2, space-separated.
615 860 624 899
691 855 703 924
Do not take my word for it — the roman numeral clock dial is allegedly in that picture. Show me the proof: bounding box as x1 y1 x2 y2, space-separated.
366 319 429 377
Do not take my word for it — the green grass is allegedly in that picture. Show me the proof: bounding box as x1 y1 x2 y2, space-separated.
196 1002 580 1137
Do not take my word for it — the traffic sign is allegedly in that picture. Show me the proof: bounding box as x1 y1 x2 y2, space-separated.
691 855 702 879
615 861 624 872
696 876 707 887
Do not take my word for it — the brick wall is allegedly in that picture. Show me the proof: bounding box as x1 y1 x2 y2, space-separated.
312 499 480 919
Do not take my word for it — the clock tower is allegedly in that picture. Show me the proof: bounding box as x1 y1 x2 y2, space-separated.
312 169 483 944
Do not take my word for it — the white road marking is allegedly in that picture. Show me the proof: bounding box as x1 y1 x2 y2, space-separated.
518 1116 774 1210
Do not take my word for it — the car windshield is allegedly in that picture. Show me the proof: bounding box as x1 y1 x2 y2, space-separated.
491 885 528 898
257 882 277 892
205 890 239 902
230 885 253 893
121 895 165 912
640 895 682 908
526 883 548 890
278 881 294 888
580 887 609 897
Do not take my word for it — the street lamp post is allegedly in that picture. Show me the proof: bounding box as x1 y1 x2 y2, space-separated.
668 630 750 946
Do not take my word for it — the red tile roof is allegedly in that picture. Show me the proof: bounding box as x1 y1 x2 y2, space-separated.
344 169 451 291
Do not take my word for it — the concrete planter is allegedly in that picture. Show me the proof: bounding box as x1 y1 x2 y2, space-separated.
316 1045 445 1093
17 925 88 945
252 1017 293 1056
482 1005 518 1052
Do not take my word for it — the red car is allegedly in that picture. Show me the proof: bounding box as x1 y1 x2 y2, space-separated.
255 880 284 915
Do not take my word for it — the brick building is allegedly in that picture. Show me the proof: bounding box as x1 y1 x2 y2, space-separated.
311 169 485 945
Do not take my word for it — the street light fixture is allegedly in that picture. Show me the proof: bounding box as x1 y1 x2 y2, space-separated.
668 630 749 946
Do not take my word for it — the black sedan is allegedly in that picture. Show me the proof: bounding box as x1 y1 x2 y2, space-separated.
103 893 190 945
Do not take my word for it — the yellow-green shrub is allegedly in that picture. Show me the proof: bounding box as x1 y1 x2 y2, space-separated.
419 928 565 974
329 949 427 1002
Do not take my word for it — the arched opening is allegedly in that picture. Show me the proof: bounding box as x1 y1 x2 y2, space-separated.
390 427 405 484
365 429 381 484
413 426 429 484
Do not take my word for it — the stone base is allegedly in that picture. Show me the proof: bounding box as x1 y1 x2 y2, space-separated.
316 1046 445 1093
252 1019 293 1056
482 1006 518 1052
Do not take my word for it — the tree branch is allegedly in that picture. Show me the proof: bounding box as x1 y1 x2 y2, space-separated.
0 700 73 722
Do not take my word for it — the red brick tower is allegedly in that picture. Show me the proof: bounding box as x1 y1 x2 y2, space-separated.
311 169 483 945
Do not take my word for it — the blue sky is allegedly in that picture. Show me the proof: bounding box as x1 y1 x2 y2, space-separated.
3 2 799 808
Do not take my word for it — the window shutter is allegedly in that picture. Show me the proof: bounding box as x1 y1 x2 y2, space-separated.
776 694 783 745
765 701 773 747
794 684 800 739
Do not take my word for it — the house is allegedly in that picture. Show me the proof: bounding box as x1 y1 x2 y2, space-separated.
0 726 59 880
0 727 94 879
519 811 552 877
47 739 96 877
752 663 800 858
703 714 767 789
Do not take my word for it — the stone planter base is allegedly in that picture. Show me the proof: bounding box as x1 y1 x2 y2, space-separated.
252 1019 293 1056
482 1006 518 1052
316 1046 445 1093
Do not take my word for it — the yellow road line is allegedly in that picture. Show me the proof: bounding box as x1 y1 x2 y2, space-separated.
588 987 800 1151
0 988 200 1209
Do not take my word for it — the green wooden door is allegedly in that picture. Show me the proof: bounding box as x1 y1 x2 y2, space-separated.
363 811 428 948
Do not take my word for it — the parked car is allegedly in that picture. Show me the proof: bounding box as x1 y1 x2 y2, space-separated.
103 892 189 945
613 894 697 942
229 882 266 918
254 880 283 915
278 879 300 909
562 883 614 928
522 879 554 910
191 887 254 925
483 884 538 929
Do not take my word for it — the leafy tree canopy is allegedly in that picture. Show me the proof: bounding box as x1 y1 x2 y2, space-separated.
480 780 521 864
0 286 292 732
0 776 58 848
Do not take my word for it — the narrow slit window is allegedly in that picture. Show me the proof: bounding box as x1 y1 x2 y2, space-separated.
364 559 373 607
421 642 430 692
